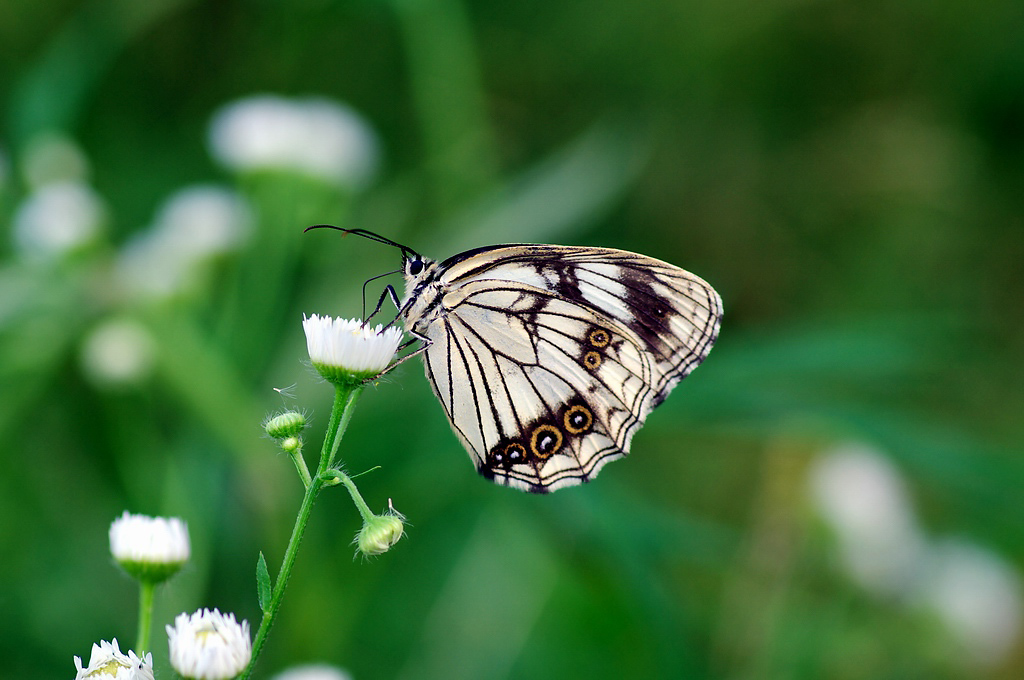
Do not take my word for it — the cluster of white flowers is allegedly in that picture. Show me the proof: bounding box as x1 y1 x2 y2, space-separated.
73 516 195 675
167 608 251 680
73 639 153 680
209 95 379 188
808 442 1023 666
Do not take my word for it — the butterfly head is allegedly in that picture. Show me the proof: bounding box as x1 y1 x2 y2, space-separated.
402 253 436 281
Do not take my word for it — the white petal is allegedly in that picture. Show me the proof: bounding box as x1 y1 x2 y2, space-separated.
303 314 403 375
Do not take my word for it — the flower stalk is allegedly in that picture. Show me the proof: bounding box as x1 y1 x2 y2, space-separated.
239 315 404 677
136 580 155 654
241 382 363 680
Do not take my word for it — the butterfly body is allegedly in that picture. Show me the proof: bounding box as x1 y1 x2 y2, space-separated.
398 243 722 493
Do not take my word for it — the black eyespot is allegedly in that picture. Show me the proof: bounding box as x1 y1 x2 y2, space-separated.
530 424 563 459
588 328 611 348
563 404 593 434
505 443 527 464
407 259 424 276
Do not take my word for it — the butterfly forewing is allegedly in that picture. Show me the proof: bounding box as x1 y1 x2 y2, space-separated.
402 244 721 493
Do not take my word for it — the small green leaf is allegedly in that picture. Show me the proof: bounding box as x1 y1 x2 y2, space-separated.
256 552 272 613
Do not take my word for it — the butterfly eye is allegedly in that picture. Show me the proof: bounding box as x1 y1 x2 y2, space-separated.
407 259 424 276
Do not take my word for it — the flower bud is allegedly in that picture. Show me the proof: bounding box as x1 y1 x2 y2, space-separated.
109 512 190 584
356 512 404 557
264 411 307 439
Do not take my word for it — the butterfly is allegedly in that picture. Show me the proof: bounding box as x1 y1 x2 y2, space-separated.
307 227 722 493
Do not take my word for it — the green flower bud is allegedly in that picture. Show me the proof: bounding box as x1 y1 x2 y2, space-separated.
264 411 307 439
356 513 404 557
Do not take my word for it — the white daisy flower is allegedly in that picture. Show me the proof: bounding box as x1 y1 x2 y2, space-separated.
166 608 252 680
73 638 154 680
303 314 403 385
109 511 190 583
208 95 379 187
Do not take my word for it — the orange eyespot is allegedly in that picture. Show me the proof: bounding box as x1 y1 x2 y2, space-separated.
563 404 593 434
530 424 563 459
505 442 527 463
588 328 610 348
583 351 602 370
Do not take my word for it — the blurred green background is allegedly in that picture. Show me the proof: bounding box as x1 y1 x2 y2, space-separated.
2 0 1023 678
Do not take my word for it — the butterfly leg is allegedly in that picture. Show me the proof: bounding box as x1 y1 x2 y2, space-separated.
373 329 432 378
364 284 403 325
360 269 402 319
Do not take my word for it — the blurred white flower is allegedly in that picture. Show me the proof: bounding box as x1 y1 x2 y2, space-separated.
80 319 156 388
115 185 250 299
303 314 403 383
110 511 190 583
209 95 379 187
22 132 90 190
74 638 154 680
921 538 1022 667
153 185 251 257
12 180 104 260
271 664 353 680
167 608 251 680
808 442 927 597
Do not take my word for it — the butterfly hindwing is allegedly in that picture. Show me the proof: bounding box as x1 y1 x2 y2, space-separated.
402 244 722 493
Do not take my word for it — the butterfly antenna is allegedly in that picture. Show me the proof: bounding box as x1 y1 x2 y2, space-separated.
304 224 419 259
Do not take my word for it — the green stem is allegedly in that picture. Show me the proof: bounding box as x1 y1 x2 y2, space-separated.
337 472 375 523
239 383 363 680
136 580 155 654
288 441 312 489
323 384 364 472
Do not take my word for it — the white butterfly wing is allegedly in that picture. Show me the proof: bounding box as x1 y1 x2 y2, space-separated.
409 244 721 493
